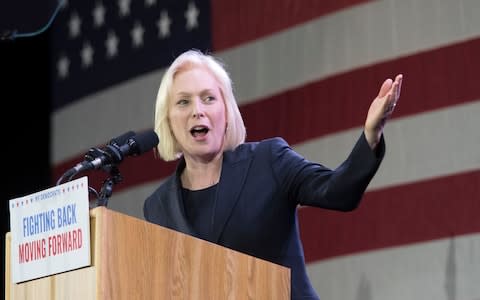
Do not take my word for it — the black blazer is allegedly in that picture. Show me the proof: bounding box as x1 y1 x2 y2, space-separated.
144 132 384 299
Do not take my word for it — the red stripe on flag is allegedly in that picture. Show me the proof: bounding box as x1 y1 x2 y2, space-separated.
210 0 372 51
241 37 480 144
300 169 480 263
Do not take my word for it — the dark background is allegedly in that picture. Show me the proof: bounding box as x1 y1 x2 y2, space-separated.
1 1 54 295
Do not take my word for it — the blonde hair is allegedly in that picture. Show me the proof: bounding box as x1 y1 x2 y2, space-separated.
154 49 246 161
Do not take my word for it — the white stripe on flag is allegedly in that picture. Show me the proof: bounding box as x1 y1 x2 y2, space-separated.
220 0 480 105
294 100 480 191
306 233 480 300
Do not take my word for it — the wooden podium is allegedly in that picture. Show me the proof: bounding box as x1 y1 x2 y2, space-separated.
5 207 290 299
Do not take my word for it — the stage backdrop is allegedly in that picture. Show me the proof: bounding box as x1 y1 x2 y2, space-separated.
50 1 480 299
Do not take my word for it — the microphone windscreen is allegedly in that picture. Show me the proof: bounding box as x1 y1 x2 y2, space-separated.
109 131 136 147
131 130 159 154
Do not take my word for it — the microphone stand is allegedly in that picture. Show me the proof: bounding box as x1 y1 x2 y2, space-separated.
95 164 123 207
55 129 158 207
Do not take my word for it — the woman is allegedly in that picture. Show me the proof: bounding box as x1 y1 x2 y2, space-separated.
144 49 403 299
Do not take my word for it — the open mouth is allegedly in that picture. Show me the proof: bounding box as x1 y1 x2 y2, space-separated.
190 125 209 137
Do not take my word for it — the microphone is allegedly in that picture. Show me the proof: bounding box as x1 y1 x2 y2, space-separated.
83 130 137 170
86 129 159 169
56 129 159 185
109 130 136 148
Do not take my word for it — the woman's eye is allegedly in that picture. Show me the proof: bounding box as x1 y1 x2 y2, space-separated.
177 99 189 105
205 96 215 102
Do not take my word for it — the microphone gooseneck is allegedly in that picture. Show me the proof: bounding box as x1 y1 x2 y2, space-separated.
56 129 159 186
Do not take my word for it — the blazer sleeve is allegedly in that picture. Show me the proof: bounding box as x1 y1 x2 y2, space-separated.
271 131 385 211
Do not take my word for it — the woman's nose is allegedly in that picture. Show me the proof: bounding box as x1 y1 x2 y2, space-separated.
192 99 205 118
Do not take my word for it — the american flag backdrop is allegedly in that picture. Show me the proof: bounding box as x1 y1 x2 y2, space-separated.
50 0 480 299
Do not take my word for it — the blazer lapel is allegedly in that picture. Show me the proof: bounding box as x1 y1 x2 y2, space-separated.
211 151 252 243
162 159 195 236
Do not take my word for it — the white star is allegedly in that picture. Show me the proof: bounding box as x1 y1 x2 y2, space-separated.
105 31 119 58
68 12 82 38
145 0 156 7
185 1 199 31
92 3 106 28
118 0 131 17
57 55 70 79
157 10 171 39
130 22 145 48
81 41 94 68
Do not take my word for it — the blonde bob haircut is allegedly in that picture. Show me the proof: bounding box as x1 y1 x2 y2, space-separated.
154 49 246 161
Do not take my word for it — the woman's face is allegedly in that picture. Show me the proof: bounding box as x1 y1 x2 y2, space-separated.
169 65 227 162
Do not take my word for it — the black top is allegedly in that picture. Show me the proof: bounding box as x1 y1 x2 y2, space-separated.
181 184 218 241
